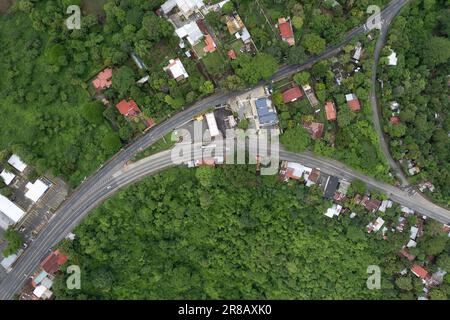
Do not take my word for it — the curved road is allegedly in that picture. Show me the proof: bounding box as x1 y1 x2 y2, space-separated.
369 0 411 186
0 0 418 299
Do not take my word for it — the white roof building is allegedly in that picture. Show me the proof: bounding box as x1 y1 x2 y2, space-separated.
205 112 220 137
410 226 419 240
388 50 398 66
407 239 417 248
175 21 204 46
378 200 393 213
367 217 385 233
401 206 415 215
0 194 25 225
285 162 312 180
1 253 18 271
25 179 50 203
7 154 27 172
324 204 343 218
353 42 363 61
161 0 205 18
164 59 189 81
235 27 251 43
33 285 53 299
345 93 358 102
0 169 16 185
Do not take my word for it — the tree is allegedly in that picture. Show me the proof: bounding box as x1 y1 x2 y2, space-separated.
195 166 215 187
237 119 249 130
3 228 23 257
303 34 326 55
200 81 214 95
429 288 447 300
280 126 311 152
221 2 234 15
291 16 303 29
287 45 307 65
231 54 278 85
293 72 310 85
337 105 356 127
422 37 450 67
422 235 448 256
82 101 104 125
436 254 450 272
395 276 413 291
220 75 245 91
112 66 136 97
348 179 366 196
101 134 121 153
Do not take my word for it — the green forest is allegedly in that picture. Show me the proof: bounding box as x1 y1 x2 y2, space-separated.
379 0 450 205
53 166 450 299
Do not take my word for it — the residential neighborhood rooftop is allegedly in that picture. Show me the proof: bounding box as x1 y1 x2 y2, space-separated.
255 98 278 127
25 179 50 203
8 154 27 172
0 194 26 224
116 99 141 117
282 86 302 103
345 93 361 111
175 21 204 46
40 250 68 275
325 101 337 121
0 169 16 186
92 68 112 90
164 58 189 81
278 17 295 46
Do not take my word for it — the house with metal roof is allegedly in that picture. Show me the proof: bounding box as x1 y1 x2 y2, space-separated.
8 154 27 173
0 169 16 186
0 194 26 229
323 176 339 199
253 98 279 130
25 179 50 203
161 0 205 19
175 21 204 46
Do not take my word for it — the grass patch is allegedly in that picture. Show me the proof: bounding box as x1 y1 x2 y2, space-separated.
202 51 227 76
133 132 176 161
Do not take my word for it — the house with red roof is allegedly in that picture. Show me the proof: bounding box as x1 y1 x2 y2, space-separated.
282 86 303 103
116 99 141 117
203 34 217 53
302 122 324 140
146 118 156 129
227 49 237 60
277 17 295 46
345 93 361 111
325 101 337 121
398 247 416 261
92 68 113 90
390 116 400 125
40 250 68 275
411 265 429 282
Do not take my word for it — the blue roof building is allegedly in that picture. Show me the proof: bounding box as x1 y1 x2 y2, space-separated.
255 98 279 127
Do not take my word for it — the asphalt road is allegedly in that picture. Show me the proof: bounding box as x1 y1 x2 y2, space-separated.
369 0 411 186
0 0 418 300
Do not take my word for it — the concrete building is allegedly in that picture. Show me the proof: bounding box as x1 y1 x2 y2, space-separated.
0 194 26 229
8 154 27 173
164 58 189 81
0 169 16 186
205 112 220 137
25 179 50 203
161 0 205 19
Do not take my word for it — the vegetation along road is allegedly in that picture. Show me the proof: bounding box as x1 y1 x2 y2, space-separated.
0 0 432 300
